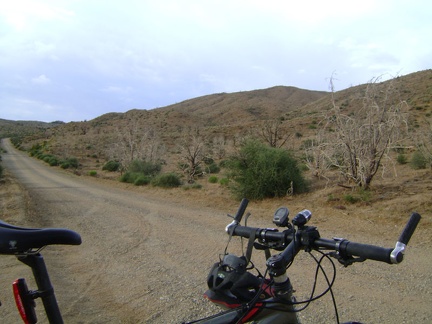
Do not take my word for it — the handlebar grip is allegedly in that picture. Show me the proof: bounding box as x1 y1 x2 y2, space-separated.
344 242 393 264
234 198 249 223
232 225 255 238
398 212 421 245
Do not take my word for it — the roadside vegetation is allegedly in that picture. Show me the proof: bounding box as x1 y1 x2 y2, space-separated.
28 143 80 169
226 140 308 200
2 71 431 204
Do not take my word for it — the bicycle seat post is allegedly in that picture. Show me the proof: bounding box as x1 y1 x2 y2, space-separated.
18 253 64 324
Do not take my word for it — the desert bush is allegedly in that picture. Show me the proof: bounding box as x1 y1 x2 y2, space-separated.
397 154 408 165
120 172 140 183
344 194 360 204
60 162 70 169
151 173 182 188
208 176 218 183
88 170 97 177
203 157 220 174
134 175 151 186
29 143 43 157
102 160 121 172
0 164 3 179
10 137 22 148
205 162 220 174
128 159 161 176
60 157 79 169
42 155 53 163
219 178 229 186
410 151 427 169
227 140 308 200
48 156 59 166
40 154 58 166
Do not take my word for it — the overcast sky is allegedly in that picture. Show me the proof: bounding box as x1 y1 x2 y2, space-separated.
1 0 431 122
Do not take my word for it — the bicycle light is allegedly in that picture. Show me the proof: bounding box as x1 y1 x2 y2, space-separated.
12 278 37 324
273 207 289 227
292 209 312 227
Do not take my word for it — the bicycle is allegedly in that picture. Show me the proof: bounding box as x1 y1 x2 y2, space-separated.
185 198 421 323
0 198 421 324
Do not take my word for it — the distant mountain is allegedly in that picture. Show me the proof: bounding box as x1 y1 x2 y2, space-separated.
0 119 64 139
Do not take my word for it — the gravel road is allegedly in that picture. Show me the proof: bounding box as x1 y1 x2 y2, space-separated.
1 138 431 323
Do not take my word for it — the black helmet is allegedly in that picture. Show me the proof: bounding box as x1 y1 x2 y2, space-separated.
207 254 262 302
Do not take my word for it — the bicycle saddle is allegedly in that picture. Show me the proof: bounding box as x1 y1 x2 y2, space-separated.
0 220 82 254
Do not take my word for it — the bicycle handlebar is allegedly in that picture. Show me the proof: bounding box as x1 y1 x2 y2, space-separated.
314 238 394 263
398 212 421 245
233 198 249 223
226 201 421 266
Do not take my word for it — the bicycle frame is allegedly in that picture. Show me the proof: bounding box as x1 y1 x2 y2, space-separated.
198 294 299 323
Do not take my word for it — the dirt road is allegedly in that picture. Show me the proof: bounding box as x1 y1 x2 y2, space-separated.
1 138 431 323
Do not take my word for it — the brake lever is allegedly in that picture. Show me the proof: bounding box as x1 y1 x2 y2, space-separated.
329 251 366 267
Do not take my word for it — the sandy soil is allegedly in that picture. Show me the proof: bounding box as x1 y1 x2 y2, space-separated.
1 138 431 323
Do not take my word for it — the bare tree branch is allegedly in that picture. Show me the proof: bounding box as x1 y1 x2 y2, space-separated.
178 131 206 183
321 75 409 189
259 119 290 148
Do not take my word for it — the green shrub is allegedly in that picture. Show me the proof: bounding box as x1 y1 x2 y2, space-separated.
134 175 151 186
344 194 360 204
60 157 79 169
88 170 97 177
397 154 408 165
227 140 308 200
0 164 3 179
65 157 79 168
128 160 161 176
102 160 121 172
205 162 221 174
151 173 182 188
42 155 53 163
219 178 229 186
60 162 70 169
35 152 45 159
48 157 59 166
208 176 218 183
203 158 220 174
410 151 427 170
120 172 141 183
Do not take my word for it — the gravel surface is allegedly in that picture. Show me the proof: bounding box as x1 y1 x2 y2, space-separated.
1 138 431 323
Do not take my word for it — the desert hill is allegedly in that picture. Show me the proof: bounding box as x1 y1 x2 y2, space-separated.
2 69 431 180
0 119 64 139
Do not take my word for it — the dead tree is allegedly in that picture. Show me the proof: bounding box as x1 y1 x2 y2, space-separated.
108 119 164 170
322 76 409 189
259 119 290 148
178 132 206 183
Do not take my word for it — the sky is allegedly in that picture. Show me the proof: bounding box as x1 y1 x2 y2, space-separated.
0 0 431 123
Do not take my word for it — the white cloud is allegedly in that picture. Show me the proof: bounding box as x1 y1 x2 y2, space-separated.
31 74 51 85
0 0 74 30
